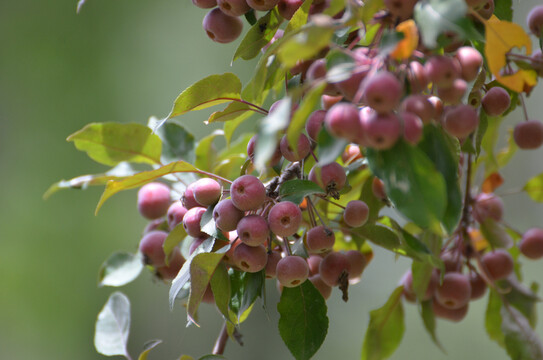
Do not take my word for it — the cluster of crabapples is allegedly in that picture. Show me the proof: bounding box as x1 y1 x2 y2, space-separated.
400 191 543 322
135 168 372 301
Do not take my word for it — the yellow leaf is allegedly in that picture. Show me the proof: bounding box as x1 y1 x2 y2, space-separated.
485 16 536 92
469 229 489 252
390 20 419 61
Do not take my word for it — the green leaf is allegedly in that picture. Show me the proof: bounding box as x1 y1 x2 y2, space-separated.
187 252 225 325
210 262 231 322
287 83 325 151
255 97 291 171
67 123 162 166
233 9 283 61
494 0 513 21
94 292 131 358
98 252 143 287
277 25 334 68
163 224 187 264
195 130 222 172
149 117 195 164
501 306 543 360
169 238 215 309
316 126 347 166
411 261 434 300
207 101 256 124
366 140 447 230
361 286 405 360
352 224 402 254
486 289 506 347
95 161 198 214
475 110 488 158
278 281 329 360
325 50 356 83
479 217 514 249
497 129 518 169
44 173 125 199
229 269 264 321
501 277 539 327
285 0 313 34
361 0 385 24
414 0 468 49
166 73 242 119
480 116 503 176
138 340 162 360
417 125 462 233
360 176 384 224
279 179 326 204
419 300 444 351
523 172 543 202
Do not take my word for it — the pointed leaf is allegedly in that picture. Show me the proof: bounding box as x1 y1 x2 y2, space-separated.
210 262 231 322
149 118 195 164
287 83 325 152
195 130 222 172
255 97 291 171
420 300 444 351
163 224 187 264
138 340 162 360
352 224 402 254
279 179 326 204
277 25 334 68
414 0 468 49
98 252 143 287
95 161 199 214
94 292 131 358
367 140 447 230
486 289 506 347
285 0 313 33
167 73 242 118
207 101 256 124
187 252 225 325
233 9 283 61
316 126 348 166
501 306 543 360
229 270 265 321
523 172 543 202
67 123 162 166
361 286 405 360
44 174 124 199
278 281 329 360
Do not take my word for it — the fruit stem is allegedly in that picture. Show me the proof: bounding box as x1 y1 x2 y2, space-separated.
519 93 530 121
212 322 229 355
307 196 329 228
316 195 346 210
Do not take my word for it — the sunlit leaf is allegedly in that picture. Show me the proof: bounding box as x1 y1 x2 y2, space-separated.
277 24 334 68
285 0 313 34
352 224 401 253
210 262 231 322
95 161 199 214
229 270 264 321
279 179 326 204
361 286 405 360
390 20 419 60
94 292 131 358
233 9 283 61
278 281 329 360
316 126 347 166
166 73 242 119
414 0 468 49
67 123 162 166
98 252 143 287
44 173 124 199
195 130 223 172
523 172 543 202
138 340 162 360
255 97 291 171
361 0 385 24
207 102 256 124
163 224 187 264
149 117 195 164
287 83 325 152
187 252 225 325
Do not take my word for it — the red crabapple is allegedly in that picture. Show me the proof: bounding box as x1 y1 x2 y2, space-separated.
345 250 367 284
472 193 504 222
276 255 310 287
306 226 335 254
519 228 543 259
247 0 280 11
217 0 251 16
167 201 188 230
321 94 343 110
308 162 347 193
193 178 222 206
407 61 429 93
156 248 185 280
268 201 302 237
203 8 243 44
513 120 543 150
182 182 201 209
442 105 479 139
435 272 472 309
307 255 323 275
481 249 514 281
233 243 268 272
306 110 327 141
433 300 469 322
306 59 339 95
424 55 461 88
189 237 207 256
278 0 304 20
401 112 424 145
469 272 487 300
137 182 171 220
527 5 543 37
363 72 402 113
319 251 351 287
482 87 511 116
139 230 169 267
230 175 267 211
343 200 369 228
324 102 364 142
341 144 363 164
280 134 311 162
362 112 401 150
310 274 332 299
265 250 282 278
237 215 269 247
400 269 438 302
455 47 483 82
437 79 467 104
183 207 207 238
192 0 217 8
372 177 387 200
213 199 245 232
247 135 282 167
400 95 435 125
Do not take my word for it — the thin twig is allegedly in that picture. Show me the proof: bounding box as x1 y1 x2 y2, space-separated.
212 322 229 355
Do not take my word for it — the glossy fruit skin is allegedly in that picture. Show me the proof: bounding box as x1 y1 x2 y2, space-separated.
324 102 364 143
183 207 207 238
137 182 171 220
233 243 268 273
433 300 469 322
513 120 543 150
276 255 310 287
469 272 487 300
247 0 280 11
401 112 424 145
268 201 302 237
193 178 222 206
265 251 282 278
213 199 245 232
202 8 243 44
182 182 201 210
237 215 269 247
481 87 511 116
319 252 351 287
472 192 504 222
343 200 369 228
435 272 472 309
345 250 367 284
527 5 543 37
308 162 347 192
139 230 169 266
156 248 186 280
217 0 251 17
306 110 327 141
167 201 188 230
280 134 311 162
306 225 335 254
362 112 401 150
425 56 460 88
309 274 332 299
363 72 402 113
519 228 543 259
192 0 218 8
400 95 434 124
442 105 479 139
481 249 514 281
230 175 267 211
455 46 483 82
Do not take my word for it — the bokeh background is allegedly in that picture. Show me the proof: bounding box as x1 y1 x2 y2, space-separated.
1 1 543 359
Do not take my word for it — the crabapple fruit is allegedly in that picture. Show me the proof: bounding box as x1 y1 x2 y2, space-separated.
139 230 169 266
305 110 327 141
233 243 268 273
237 215 269 247
343 200 369 228
306 226 335 254
280 133 311 162
401 112 424 145
345 250 367 284
319 251 351 287
167 201 188 230
363 72 402 113
247 135 282 166
310 274 332 299
213 199 245 232
268 201 302 237
433 300 469 322
442 105 479 139
482 87 511 116
309 162 347 193
277 0 304 20
137 182 171 220
265 250 282 278
247 0 280 11
513 120 543 149
217 0 251 17
527 5 543 37
324 102 363 142
435 272 472 309
481 249 514 281
182 182 200 209
519 228 543 259
362 112 401 150
192 0 217 8
230 175 266 211
469 272 487 300
156 248 185 280
193 178 222 206
424 55 460 88
455 47 483 82
400 95 434 125
203 8 243 44
472 193 504 222
183 207 207 238
276 255 310 287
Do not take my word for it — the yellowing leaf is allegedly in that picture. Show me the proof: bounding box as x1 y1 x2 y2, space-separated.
482 172 504 193
469 229 489 252
390 20 419 60
485 17 537 92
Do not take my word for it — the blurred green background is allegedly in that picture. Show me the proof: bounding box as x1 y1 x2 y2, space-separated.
1 1 543 359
